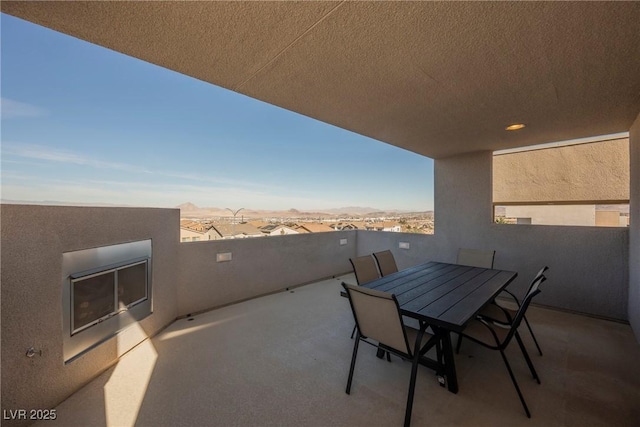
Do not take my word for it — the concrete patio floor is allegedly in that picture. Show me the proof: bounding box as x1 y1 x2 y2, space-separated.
37 275 640 426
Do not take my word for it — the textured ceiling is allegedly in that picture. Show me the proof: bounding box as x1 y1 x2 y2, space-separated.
3 1 640 159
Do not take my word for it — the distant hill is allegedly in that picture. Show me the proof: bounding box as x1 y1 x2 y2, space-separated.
323 206 382 215
175 202 431 219
176 202 200 211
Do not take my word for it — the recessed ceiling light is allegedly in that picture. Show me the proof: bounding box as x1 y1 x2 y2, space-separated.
505 123 526 131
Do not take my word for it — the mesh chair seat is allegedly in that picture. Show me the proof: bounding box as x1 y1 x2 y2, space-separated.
347 255 382 340
457 248 495 269
350 255 381 285
478 302 513 324
373 250 399 277
459 318 510 348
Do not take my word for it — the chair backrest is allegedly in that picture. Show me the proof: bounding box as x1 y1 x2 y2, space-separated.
457 248 496 269
342 282 410 354
505 275 545 343
533 266 549 282
525 266 549 295
350 255 381 285
373 250 399 277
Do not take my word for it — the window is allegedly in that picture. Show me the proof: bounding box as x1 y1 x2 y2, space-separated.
493 136 629 227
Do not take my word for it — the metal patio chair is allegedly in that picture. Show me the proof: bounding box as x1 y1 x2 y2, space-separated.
373 250 399 277
457 247 496 268
347 255 382 339
476 266 549 356
457 275 546 418
342 282 440 427
350 254 381 285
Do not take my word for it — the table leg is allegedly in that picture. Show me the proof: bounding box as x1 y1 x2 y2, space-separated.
440 330 459 393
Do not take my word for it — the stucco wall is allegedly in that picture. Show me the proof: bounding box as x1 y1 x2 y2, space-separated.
433 151 630 320
493 138 629 203
629 113 640 341
177 230 356 316
0 205 180 426
355 230 441 271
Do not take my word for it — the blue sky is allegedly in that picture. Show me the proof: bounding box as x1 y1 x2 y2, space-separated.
1 14 434 212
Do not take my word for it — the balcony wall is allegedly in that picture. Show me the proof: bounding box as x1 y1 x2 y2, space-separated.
0 205 180 426
629 112 640 341
177 231 356 316
432 151 630 321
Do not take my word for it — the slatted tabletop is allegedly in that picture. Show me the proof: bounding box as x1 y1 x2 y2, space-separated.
362 261 518 333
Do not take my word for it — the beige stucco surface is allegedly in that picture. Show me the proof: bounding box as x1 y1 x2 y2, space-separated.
177 230 356 316
3 2 640 159
0 205 179 426
629 113 640 342
493 138 629 204
434 151 630 321
505 204 597 226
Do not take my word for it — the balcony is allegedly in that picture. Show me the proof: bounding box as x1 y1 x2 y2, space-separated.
2 203 639 426
28 274 640 426
1 2 639 426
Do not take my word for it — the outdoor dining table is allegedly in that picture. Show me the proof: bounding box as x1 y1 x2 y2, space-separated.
359 261 517 426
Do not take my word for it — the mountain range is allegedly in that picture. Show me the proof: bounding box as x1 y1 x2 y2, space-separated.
176 202 428 219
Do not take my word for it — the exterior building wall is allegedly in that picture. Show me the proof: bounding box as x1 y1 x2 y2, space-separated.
180 227 207 242
505 205 596 226
0 205 180 425
267 226 299 235
629 112 640 342
595 210 626 227
493 138 629 204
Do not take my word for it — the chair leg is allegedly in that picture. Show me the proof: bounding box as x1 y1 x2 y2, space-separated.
515 332 540 384
346 332 361 394
499 349 531 418
523 315 543 356
404 328 426 427
350 324 356 339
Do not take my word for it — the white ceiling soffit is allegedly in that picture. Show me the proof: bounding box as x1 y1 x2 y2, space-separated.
3 1 640 159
